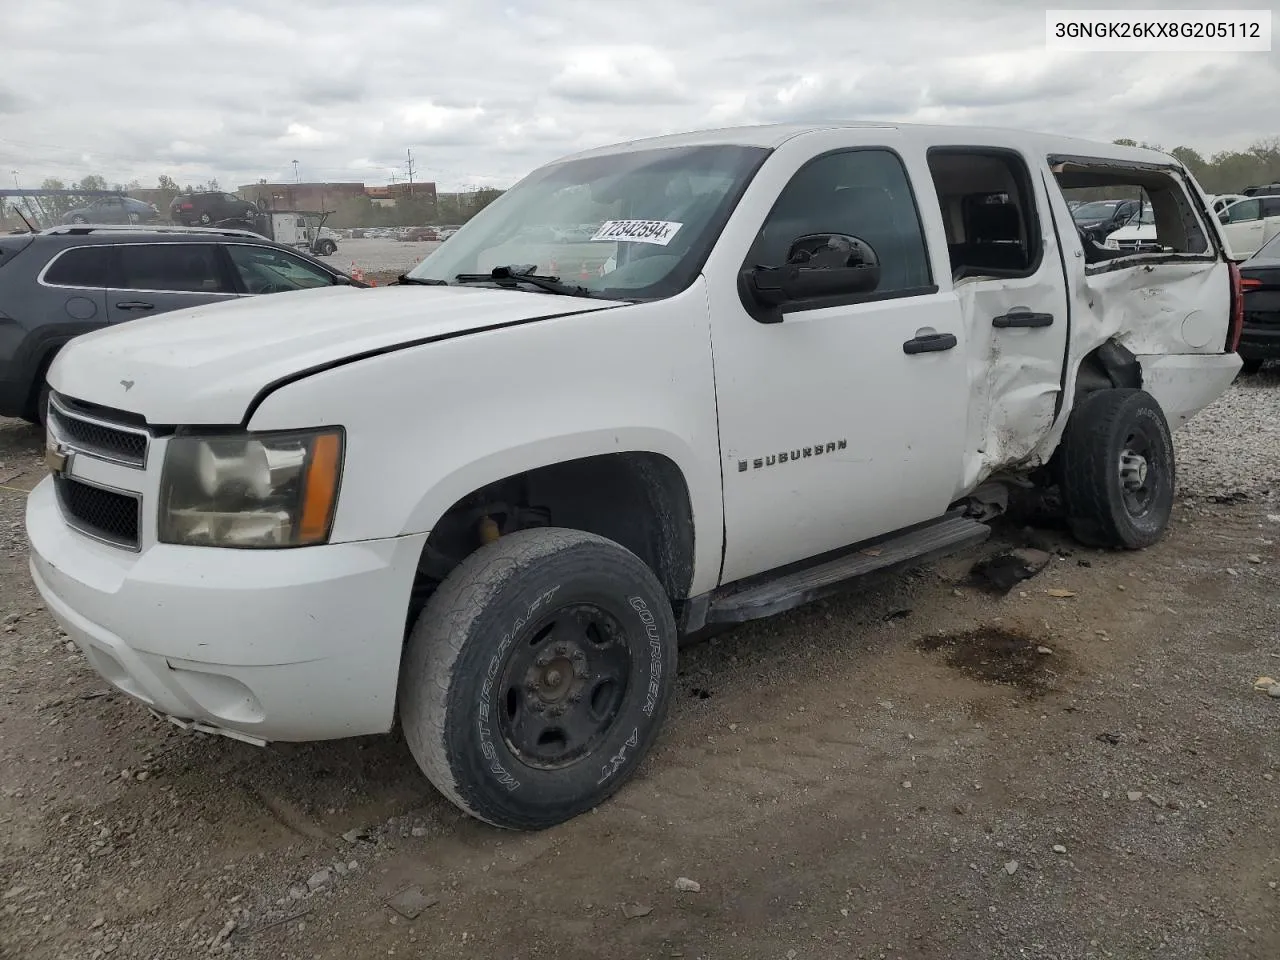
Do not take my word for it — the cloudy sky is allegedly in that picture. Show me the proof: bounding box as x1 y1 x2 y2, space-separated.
2 0 1276 192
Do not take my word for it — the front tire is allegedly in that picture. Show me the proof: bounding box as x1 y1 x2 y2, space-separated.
198 212 213 225
1060 388 1175 549
399 528 678 830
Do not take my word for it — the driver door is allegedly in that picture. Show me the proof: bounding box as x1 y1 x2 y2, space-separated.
706 139 969 585
1221 199 1266 258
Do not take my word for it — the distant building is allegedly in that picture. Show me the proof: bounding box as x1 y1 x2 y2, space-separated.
236 182 370 212
365 182 438 205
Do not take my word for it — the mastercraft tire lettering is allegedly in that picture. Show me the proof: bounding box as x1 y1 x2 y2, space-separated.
399 528 678 830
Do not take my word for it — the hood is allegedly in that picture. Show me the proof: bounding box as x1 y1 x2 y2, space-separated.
1107 224 1156 241
49 284 625 425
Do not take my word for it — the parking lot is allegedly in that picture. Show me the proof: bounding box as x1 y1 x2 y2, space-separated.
330 237 442 280
0 371 1277 960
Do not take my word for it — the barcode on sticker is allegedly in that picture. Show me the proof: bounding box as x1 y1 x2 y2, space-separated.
591 220 683 245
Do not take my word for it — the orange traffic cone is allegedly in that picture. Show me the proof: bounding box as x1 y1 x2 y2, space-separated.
578 261 589 280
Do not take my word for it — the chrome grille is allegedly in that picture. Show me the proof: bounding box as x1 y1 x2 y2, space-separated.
53 475 141 551
48 394 150 468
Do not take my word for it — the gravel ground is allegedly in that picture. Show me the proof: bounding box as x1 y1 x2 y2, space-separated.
334 238 441 278
0 371 1277 960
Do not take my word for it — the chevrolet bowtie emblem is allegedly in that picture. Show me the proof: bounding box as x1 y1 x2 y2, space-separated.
45 441 72 476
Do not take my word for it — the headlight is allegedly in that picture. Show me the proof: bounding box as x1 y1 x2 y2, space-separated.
1103 238 1119 249
158 428 343 548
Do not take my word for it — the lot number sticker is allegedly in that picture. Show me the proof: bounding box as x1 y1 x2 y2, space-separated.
591 220 683 246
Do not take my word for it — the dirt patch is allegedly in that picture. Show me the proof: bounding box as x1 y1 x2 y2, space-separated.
915 625 1065 696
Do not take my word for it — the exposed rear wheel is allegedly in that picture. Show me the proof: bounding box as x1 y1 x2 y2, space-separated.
399 528 677 830
1060 388 1175 549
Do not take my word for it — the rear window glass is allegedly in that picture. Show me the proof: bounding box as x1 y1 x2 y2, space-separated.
44 247 115 287
117 243 229 293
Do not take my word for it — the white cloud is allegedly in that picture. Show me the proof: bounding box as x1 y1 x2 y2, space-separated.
0 0 1274 192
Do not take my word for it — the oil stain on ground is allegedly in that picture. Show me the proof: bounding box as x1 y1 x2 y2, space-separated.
915 626 1064 697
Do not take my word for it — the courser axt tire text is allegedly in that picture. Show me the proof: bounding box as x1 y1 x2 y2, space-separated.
1060 388 1175 549
399 528 678 830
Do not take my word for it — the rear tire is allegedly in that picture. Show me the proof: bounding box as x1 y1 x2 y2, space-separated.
1060 388 1175 549
399 528 678 830
198 212 213 225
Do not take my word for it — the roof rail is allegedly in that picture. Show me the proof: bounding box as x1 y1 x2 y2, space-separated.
41 223 264 239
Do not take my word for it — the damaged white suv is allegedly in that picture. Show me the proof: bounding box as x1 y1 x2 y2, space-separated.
27 123 1244 830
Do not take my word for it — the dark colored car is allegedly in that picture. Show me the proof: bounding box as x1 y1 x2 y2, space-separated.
1071 199 1142 243
0 224 365 424
61 196 160 225
169 192 259 226
398 226 439 241
1239 230 1280 375
1242 183 1280 198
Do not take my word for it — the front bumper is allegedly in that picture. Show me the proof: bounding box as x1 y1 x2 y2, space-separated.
26 476 426 742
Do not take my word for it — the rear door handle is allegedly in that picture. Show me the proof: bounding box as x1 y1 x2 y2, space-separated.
992 310 1053 328
114 301 154 311
903 332 958 354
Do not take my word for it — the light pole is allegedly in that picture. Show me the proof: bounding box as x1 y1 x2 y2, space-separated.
292 160 300 183
10 170 18 189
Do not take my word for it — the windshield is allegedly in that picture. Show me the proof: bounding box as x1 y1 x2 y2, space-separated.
1071 201 1120 221
405 144 769 299
1254 230 1280 260
1120 204 1155 227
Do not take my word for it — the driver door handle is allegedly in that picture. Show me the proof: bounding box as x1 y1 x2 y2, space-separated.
903 332 957 354
115 301 154 311
992 310 1054 328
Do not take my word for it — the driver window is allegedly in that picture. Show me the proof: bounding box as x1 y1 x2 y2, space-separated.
1226 200 1261 223
748 149 932 296
226 244 334 292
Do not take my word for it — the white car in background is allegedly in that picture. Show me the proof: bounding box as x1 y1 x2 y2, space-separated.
1216 195 1280 259
1104 203 1158 252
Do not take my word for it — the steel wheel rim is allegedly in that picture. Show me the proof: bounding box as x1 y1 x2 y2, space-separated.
1118 427 1159 518
496 602 633 770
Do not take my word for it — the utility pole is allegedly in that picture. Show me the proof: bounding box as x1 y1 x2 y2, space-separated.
406 148 415 197
292 160 300 183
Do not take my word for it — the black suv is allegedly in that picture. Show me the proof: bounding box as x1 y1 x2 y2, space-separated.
0 224 363 424
169 192 259 226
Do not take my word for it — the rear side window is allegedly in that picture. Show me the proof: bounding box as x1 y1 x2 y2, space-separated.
117 244 230 293
43 246 116 287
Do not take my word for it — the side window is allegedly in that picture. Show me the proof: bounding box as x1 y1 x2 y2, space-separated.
226 244 335 293
1227 199 1261 223
1261 197 1280 218
1054 162 1211 259
749 148 932 295
43 246 116 288
926 148 1042 281
117 244 229 293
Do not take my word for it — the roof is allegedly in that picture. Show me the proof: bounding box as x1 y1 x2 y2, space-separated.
554 121 1179 169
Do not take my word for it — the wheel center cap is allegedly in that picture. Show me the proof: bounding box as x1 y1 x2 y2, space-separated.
1119 450 1148 491
536 657 575 703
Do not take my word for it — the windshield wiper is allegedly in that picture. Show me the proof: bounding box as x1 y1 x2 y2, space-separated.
453 265 594 298
396 275 448 285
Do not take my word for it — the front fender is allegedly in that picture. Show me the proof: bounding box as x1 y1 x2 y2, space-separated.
246 281 725 595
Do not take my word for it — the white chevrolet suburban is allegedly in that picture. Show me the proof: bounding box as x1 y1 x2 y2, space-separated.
26 123 1245 830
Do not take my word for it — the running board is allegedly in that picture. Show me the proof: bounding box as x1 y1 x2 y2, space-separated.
700 515 991 626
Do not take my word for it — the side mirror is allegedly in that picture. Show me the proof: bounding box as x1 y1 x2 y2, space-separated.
1218 211 1230 224
744 233 881 317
